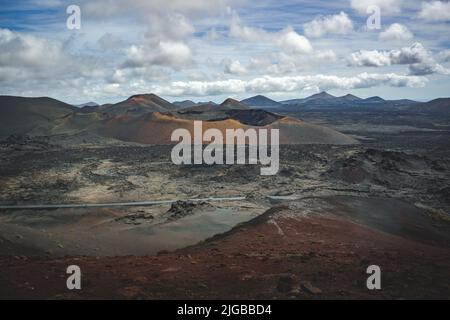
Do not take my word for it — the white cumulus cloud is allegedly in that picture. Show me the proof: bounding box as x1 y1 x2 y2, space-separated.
418 1 450 21
348 43 450 76
279 28 313 54
0 28 105 83
437 49 450 62
379 23 413 41
223 59 247 75
230 14 313 54
0 28 66 70
123 41 192 69
304 12 353 38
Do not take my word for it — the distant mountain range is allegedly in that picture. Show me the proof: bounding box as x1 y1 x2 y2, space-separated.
176 98 249 117
220 98 249 110
172 100 198 108
0 92 448 146
76 102 99 108
0 93 360 145
281 91 337 105
173 100 218 108
251 93 448 113
408 98 450 114
276 92 422 109
241 95 282 108
69 92 444 112
171 92 427 110
234 92 430 110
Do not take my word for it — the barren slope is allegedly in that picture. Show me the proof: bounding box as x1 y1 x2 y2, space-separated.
1 198 449 299
0 96 76 137
99 112 357 145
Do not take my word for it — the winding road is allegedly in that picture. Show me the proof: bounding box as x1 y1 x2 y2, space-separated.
0 196 248 210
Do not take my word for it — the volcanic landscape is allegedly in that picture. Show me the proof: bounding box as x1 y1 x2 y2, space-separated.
0 92 449 299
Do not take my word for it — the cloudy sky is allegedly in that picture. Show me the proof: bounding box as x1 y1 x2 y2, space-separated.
0 0 449 104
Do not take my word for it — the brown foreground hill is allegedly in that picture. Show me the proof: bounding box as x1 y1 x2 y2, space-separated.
1 196 449 299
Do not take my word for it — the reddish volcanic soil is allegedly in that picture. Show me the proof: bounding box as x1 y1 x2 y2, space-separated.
1 205 449 300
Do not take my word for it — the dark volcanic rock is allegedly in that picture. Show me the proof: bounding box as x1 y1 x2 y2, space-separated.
1 135 56 151
225 109 284 126
327 148 449 187
276 275 295 293
166 201 214 221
